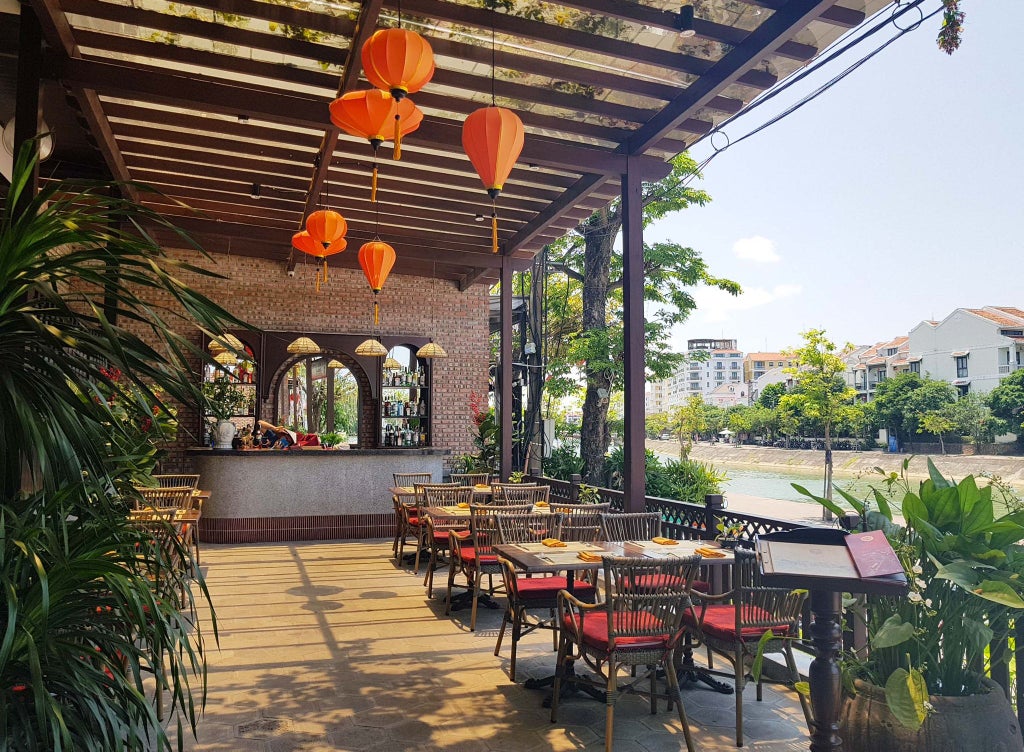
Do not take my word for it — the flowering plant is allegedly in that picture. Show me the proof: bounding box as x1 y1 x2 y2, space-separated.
95 367 178 483
801 459 1024 729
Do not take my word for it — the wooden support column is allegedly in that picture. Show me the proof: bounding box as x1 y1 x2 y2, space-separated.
621 157 645 512
499 254 514 481
14 4 43 215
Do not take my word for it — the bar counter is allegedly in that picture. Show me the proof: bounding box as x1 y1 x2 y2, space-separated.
188 447 446 543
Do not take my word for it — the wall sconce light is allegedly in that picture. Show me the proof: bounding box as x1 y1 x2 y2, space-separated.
677 5 696 37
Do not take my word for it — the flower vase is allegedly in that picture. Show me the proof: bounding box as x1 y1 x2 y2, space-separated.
213 419 237 449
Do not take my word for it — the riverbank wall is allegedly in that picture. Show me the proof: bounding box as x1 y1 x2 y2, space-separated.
647 440 1024 488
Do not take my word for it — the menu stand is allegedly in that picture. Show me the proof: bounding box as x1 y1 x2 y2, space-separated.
757 528 907 752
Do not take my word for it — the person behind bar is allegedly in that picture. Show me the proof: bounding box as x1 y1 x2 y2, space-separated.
257 420 297 449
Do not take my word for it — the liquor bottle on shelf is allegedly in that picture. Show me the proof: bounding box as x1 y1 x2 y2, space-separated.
418 396 426 415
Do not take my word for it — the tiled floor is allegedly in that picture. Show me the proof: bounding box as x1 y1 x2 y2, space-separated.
165 540 811 751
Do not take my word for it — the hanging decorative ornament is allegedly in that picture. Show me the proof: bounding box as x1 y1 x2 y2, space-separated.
391 97 422 160
330 90 395 200
355 337 389 357
361 27 433 159
462 106 524 253
293 209 348 292
361 28 435 101
213 350 238 365
358 239 397 326
287 336 321 355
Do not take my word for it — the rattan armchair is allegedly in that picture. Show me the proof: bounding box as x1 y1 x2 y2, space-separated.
551 555 700 752
152 474 200 491
683 547 812 747
493 484 550 506
134 486 194 512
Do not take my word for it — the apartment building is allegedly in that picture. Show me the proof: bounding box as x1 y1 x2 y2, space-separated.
648 338 744 413
907 307 1024 396
742 352 794 384
845 336 911 401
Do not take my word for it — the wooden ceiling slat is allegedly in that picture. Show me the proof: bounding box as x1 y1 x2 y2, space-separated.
399 0 776 90
60 57 671 180
628 0 839 155
60 0 348 66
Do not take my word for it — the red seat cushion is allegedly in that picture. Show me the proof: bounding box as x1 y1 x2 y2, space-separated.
684 604 792 642
563 611 673 652
407 516 421 526
458 547 498 566
516 576 596 602
691 580 710 593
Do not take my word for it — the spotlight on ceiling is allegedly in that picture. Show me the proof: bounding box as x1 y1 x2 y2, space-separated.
677 5 696 37
251 183 261 199
474 213 485 222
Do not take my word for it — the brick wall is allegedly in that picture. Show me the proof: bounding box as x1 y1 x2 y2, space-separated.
152 248 490 467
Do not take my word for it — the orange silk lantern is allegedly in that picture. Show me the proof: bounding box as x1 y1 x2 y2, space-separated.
361 29 435 100
358 239 396 325
462 106 525 253
330 90 398 201
295 209 348 292
361 28 433 160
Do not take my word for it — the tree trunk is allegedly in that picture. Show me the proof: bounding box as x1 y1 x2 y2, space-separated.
579 209 616 485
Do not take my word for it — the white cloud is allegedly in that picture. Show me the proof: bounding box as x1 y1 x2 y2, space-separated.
733 236 780 263
692 284 802 323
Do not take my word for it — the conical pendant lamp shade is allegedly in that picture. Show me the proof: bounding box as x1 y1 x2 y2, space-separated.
383 356 402 370
209 333 244 355
327 359 346 370
287 337 321 355
355 338 389 357
416 340 447 359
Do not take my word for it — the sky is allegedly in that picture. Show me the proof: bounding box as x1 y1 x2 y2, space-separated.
646 0 1024 356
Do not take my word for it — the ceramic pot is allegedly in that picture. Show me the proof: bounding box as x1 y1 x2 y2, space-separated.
213 419 237 449
839 677 1023 752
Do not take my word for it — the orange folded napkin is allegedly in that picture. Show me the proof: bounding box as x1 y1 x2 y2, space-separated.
577 551 603 562
651 536 678 545
535 501 549 507
457 502 470 509
474 484 490 489
542 538 566 548
695 546 728 558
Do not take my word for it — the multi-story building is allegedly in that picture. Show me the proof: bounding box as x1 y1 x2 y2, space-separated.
845 337 911 401
646 338 745 413
743 352 795 384
907 307 1024 396
645 380 667 415
707 382 748 408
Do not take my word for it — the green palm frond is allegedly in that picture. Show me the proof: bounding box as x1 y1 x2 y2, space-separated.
0 144 250 497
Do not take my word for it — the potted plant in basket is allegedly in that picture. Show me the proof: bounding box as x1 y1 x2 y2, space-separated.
202 376 250 448
796 459 1024 751
714 520 744 549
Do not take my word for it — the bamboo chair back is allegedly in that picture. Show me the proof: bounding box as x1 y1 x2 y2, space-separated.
494 484 550 506
394 472 433 488
599 512 661 542
554 503 610 542
451 473 491 487
153 474 200 491
495 512 564 545
134 486 193 512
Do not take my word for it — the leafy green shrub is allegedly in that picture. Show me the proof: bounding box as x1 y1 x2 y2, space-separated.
543 441 585 480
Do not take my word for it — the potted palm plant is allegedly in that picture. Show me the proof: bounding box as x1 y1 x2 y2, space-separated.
0 146 251 750
797 459 1024 751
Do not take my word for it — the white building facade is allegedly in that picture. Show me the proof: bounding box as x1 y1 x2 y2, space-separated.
908 307 1024 396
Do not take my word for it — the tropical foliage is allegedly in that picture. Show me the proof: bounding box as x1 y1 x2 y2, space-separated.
540 153 739 484
800 460 1024 730
1 147 248 749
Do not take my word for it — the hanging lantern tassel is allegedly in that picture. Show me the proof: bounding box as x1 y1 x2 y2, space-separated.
491 205 498 253
373 294 381 326
371 162 379 202
393 114 402 160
